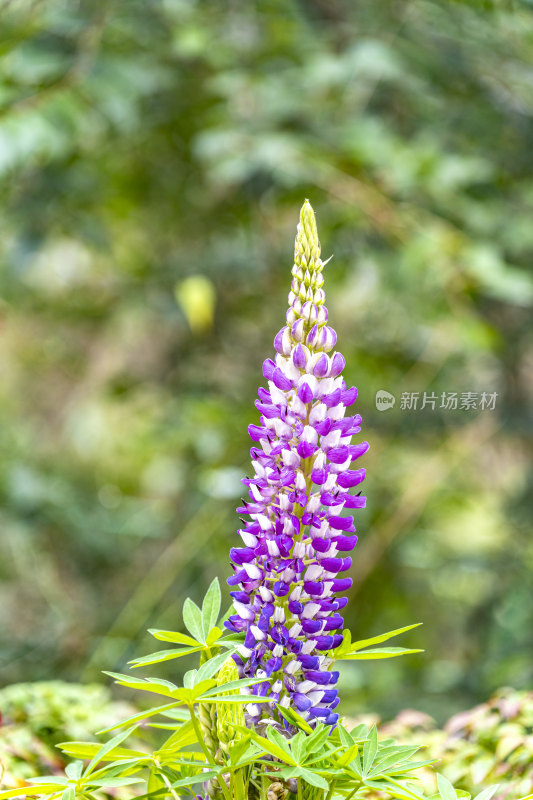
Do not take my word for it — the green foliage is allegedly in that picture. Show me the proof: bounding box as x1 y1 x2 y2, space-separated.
0 586 502 800
0 682 135 789
368 688 533 800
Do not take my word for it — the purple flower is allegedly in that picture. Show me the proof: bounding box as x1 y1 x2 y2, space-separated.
226 201 368 727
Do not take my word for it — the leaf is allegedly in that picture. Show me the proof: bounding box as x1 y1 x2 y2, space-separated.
474 788 500 800
88 777 145 788
267 725 295 759
202 578 221 633
362 725 378 776
302 725 332 761
84 726 138 776
103 671 179 698
365 780 426 800
61 788 75 800
58 742 145 761
341 647 423 660
276 704 313 734
233 724 296 764
349 624 423 651
0 788 64 799
148 629 201 646
97 701 181 733
201 694 270 704
200 676 269 698
219 604 235 625
295 768 329 790
206 626 223 646
156 720 198 754
183 597 206 643
65 762 83 781
337 724 355 749
128 645 202 667
228 734 254 766
437 774 458 800
290 731 306 764
349 723 370 740
196 648 236 682
334 743 359 767
171 772 221 788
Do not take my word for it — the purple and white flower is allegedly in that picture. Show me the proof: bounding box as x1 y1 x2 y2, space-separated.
225 201 368 727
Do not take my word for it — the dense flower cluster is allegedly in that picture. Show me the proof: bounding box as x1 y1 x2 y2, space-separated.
226 202 368 727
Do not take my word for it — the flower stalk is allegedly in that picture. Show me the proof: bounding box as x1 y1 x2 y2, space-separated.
226 200 369 727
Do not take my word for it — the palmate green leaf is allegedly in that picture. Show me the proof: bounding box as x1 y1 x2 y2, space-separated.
183 597 205 643
128 645 203 668
341 646 423 660
272 766 329 791
202 578 222 633
232 723 296 764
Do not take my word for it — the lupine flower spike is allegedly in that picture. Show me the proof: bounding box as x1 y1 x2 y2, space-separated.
226 200 369 728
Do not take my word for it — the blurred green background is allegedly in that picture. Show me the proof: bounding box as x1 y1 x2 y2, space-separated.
0 0 532 724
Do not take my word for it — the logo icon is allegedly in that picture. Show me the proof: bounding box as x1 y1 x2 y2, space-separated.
375 390 396 411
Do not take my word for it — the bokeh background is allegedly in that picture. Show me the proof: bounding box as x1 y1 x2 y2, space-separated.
1 0 532 724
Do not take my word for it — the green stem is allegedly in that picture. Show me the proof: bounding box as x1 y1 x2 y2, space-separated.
325 780 337 800
343 783 361 800
187 704 232 800
297 778 303 800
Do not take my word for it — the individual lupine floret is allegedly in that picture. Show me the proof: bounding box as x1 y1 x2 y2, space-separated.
225 201 368 728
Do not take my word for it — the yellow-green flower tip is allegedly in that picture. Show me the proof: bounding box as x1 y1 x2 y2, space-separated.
295 199 321 267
